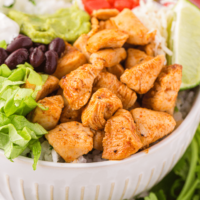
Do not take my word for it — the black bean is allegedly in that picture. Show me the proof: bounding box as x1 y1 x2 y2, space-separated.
0 48 8 65
29 47 34 54
44 50 58 74
7 36 33 53
48 38 65 57
38 45 47 52
13 34 27 40
29 47 45 68
5 48 29 69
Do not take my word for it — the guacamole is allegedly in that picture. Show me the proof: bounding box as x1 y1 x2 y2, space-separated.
8 5 91 44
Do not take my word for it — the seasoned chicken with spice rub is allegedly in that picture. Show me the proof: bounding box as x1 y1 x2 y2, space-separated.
90 48 127 68
143 64 182 115
23 75 59 102
57 88 82 123
92 9 119 20
53 42 87 79
131 108 176 147
45 122 93 162
86 29 129 53
102 109 142 160
82 88 123 130
73 34 91 61
125 48 152 69
93 72 137 109
111 9 156 45
29 95 64 131
92 130 105 151
107 64 124 79
59 62 104 110
121 55 165 94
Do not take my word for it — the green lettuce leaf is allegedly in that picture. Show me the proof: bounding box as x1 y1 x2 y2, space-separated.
0 40 7 49
28 139 41 170
0 64 12 77
0 113 47 169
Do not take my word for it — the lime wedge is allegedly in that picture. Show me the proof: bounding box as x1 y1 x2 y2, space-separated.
168 0 200 90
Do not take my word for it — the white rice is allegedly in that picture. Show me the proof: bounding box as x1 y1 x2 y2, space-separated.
133 0 174 57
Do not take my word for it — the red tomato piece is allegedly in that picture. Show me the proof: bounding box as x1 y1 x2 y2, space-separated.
106 0 115 6
131 0 140 8
189 0 200 8
82 0 111 14
114 0 133 11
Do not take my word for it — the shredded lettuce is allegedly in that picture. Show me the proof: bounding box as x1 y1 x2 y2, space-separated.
0 40 7 49
135 124 200 200
0 63 48 170
0 113 47 170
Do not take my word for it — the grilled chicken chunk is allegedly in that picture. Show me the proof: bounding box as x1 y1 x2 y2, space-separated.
102 109 142 160
142 42 155 56
92 9 119 20
90 48 127 68
45 122 93 162
131 108 176 147
23 75 59 102
57 88 82 123
88 17 100 37
111 9 156 45
73 34 91 61
86 29 129 53
125 48 152 69
107 64 124 79
29 95 64 131
60 104 83 123
121 55 165 94
143 64 182 115
53 42 87 79
60 62 104 110
82 88 123 130
93 72 137 109
92 130 105 151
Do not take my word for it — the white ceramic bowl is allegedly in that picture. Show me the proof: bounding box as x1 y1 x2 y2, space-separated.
0 88 200 200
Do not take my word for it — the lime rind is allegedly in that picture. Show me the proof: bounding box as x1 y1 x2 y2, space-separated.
168 0 200 90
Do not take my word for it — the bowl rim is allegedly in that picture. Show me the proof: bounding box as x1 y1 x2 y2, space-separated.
0 87 200 169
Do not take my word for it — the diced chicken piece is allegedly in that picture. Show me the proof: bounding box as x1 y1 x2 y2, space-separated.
23 75 59 102
88 17 100 37
91 17 99 26
93 72 137 109
131 108 176 147
73 34 91 61
104 19 118 29
107 64 124 79
142 64 182 115
121 55 165 94
60 104 83 123
82 88 123 130
142 42 155 56
125 48 152 69
90 48 127 68
102 109 142 160
92 9 119 20
45 122 93 162
111 9 156 45
29 95 64 131
128 101 140 110
57 88 82 123
92 130 105 151
60 62 104 110
53 42 87 79
86 29 129 53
